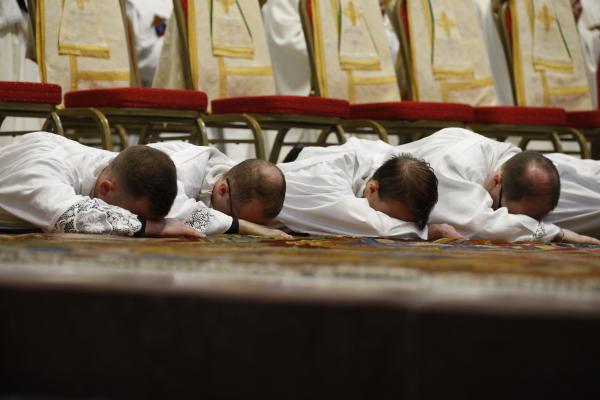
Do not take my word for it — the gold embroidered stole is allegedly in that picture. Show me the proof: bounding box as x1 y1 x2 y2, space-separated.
430 0 474 80
311 0 399 103
511 0 591 110
58 0 110 58
532 0 572 72
211 0 254 59
338 0 381 71
406 0 496 105
36 0 130 95
185 0 274 105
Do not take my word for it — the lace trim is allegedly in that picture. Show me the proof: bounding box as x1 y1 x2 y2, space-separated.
54 199 142 236
533 223 547 240
185 205 212 233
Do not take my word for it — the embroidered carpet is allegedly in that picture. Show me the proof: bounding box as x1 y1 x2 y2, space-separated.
3 233 600 399
2 233 600 300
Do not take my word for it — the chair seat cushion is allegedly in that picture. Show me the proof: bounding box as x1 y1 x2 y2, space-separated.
0 81 61 105
211 96 349 118
350 101 474 122
566 110 600 128
474 106 566 126
64 87 208 111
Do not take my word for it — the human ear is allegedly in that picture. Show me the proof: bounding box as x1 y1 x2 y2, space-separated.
217 180 228 195
97 179 114 197
368 180 380 194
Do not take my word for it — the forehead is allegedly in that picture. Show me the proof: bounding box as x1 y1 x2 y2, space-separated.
236 198 272 225
377 198 414 222
505 198 550 220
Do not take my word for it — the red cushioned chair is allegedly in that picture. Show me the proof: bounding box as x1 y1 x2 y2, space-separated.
463 0 590 158
0 81 63 137
300 0 474 144
30 0 208 150
161 0 349 162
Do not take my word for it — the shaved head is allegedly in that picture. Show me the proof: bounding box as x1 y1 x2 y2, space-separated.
224 159 286 222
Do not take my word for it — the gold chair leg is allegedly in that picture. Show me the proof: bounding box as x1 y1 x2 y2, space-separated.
42 111 64 136
341 119 388 142
114 124 129 149
194 118 209 146
269 128 291 164
549 131 563 154
58 107 113 150
334 123 347 144
561 127 591 159
241 114 266 160
518 137 530 151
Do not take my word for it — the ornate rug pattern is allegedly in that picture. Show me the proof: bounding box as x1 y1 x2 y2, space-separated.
1 234 600 301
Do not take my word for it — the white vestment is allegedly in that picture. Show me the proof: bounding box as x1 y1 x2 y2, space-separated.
0 132 142 235
474 0 515 105
578 0 600 108
148 141 236 235
545 153 600 238
277 151 427 239
0 1 44 140
125 0 173 86
303 128 561 242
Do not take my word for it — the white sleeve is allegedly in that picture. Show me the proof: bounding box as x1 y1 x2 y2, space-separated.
168 186 233 235
432 179 560 242
53 198 142 236
279 194 427 239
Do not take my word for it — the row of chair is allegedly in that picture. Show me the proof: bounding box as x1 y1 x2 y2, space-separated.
0 0 598 161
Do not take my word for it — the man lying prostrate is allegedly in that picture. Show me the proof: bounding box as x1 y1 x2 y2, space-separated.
148 142 291 238
543 153 600 239
277 148 459 240
301 128 599 244
0 132 201 238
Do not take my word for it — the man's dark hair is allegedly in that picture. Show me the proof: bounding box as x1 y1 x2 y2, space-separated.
108 145 177 218
501 151 561 218
372 154 438 229
224 159 286 219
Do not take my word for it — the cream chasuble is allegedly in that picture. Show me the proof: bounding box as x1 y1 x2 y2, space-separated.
511 0 592 110
311 0 399 103
58 0 110 58
406 0 496 105
36 0 130 95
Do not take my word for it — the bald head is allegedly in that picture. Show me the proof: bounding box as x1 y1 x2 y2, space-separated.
224 159 286 223
501 151 560 220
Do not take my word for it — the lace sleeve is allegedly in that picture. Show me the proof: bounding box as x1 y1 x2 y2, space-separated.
53 199 142 236
184 203 232 234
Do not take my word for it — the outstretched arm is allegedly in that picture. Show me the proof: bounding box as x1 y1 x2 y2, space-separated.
554 228 600 245
145 218 205 238
239 219 293 239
